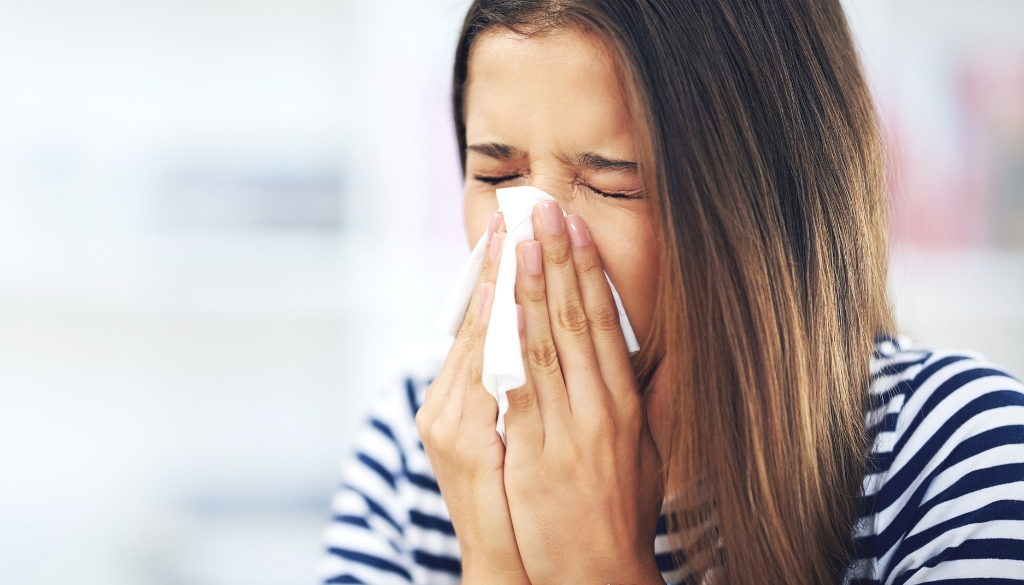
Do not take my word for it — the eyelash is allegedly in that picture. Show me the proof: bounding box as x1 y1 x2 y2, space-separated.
473 174 638 199
474 174 520 186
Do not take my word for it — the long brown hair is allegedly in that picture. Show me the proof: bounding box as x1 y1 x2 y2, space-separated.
452 1 894 583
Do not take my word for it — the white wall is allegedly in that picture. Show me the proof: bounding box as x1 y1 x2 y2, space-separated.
0 2 470 584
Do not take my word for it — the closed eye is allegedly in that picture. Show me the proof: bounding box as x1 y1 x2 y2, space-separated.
474 175 641 199
474 174 521 186
585 184 642 200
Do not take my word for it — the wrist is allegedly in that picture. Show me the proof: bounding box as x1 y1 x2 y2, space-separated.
461 563 531 585
583 553 664 585
460 547 531 585
623 554 666 585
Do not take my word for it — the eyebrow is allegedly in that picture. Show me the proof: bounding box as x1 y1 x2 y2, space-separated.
467 142 638 173
466 142 526 160
569 152 638 173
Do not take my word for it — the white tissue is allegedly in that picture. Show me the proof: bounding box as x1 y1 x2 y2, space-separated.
434 186 639 442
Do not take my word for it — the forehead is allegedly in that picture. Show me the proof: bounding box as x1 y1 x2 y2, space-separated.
463 27 634 153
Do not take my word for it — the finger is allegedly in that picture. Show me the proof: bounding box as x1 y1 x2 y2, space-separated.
455 210 505 401
462 280 500 430
515 239 570 428
485 230 504 285
430 214 505 429
455 229 504 398
564 214 635 396
431 212 503 396
443 281 493 430
459 219 506 440
532 201 604 405
503 303 544 453
456 212 502 339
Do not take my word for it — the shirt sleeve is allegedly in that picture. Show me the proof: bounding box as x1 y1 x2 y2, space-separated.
319 379 419 585
881 356 1024 584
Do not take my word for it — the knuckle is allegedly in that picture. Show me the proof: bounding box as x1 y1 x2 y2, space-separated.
475 305 492 337
482 245 492 270
460 326 480 356
418 419 438 451
528 341 560 375
581 405 618 439
427 421 451 450
589 301 622 333
416 387 438 425
574 249 603 275
565 438 585 463
456 312 477 340
555 300 589 335
618 397 644 432
546 241 573 268
506 385 537 412
467 356 483 387
414 409 429 439
522 282 547 305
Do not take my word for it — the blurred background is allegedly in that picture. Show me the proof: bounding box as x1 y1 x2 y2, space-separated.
0 1 1020 584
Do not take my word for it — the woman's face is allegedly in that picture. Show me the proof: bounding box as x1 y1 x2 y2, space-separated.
462 27 661 360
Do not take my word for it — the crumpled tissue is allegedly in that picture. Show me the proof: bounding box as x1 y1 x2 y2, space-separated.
435 185 639 442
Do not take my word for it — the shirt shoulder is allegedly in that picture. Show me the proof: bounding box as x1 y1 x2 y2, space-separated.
321 365 462 585
851 335 1024 584
365 365 435 451
867 335 1023 473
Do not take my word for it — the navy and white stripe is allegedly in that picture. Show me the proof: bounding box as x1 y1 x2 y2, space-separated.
848 337 1024 584
320 337 1024 584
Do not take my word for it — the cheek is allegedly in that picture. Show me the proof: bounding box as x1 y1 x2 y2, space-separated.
590 213 661 350
463 186 499 246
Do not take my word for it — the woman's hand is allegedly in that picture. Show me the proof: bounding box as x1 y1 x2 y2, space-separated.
503 202 665 585
415 214 530 585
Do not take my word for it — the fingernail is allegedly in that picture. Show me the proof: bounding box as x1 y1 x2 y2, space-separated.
479 282 490 308
490 232 503 263
524 240 542 275
566 214 589 247
486 211 502 239
539 201 564 235
517 304 524 334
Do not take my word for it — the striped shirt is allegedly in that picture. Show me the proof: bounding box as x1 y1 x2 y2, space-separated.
319 336 1024 584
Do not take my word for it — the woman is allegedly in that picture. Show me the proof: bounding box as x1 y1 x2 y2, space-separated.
321 1 1024 584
